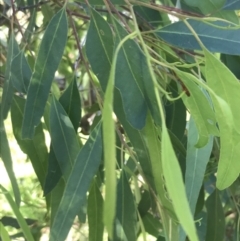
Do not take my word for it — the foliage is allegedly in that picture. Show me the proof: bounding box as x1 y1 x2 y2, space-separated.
1 0 240 240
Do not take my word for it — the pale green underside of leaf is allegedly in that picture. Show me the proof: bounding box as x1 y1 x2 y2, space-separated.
204 49 240 189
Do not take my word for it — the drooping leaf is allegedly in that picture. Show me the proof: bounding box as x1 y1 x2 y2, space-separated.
0 117 21 207
157 19 240 55
43 145 62 196
205 190 225 241
180 117 213 241
11 51 31 93
143 114 176 220
49 96 80 178
22 8 68 139
185 117 213 214
86 8 114 92
1 34 20 119
0 222 11 241
0 185 34 241
11 95 48 189
141 213 163 238
161 126 199 241
50 123 102 241
59 76 81 132
204 49 240 189
88 178 104 241
112 171 137 241
176 69 219 147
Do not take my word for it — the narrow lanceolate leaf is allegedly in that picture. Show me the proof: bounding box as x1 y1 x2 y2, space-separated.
59 77 81 132
113 19 148 129
161 126 199 241
22 8 68 139
113 171 137 241
204 49 240 189
185 117 213 214
0 185 34 241
176 70 219 147
157 20 240 55
1 34 19 119
180 118 213 241
49 96 80 178
205 190 225 241
88 178 104 241
143 114 176 221
11 50 31 94
0 113 21 207
0 222 11 241
85 8 114 91
50 123 102 241
11 95 48 188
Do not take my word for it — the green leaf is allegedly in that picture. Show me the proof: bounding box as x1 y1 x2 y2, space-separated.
157 20 240 55
223 0 240 10
88 178 104 241
50 123 103 241
143 114 176 220
11 51 31 93
11 95 48 188
180 118 213 241
1 34 20 119
176 70 219 147
185 117 213 214
86 8 114 92
0 222 11 241
204 49 240 189
0 185 35 241
161 126 199 241
165 81 186 141
205 190 225 241
0 115 21 207
59 76 81 132
49 96 80 178
113 171 137 241
141 213 163 238
43 145 62 196
22 8 68 139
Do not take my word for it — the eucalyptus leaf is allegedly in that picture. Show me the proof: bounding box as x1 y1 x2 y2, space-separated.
50 123 102 241
157 20 240 55
22 8 68 139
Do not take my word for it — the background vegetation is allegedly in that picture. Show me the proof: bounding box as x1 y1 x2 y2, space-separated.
1 0 240 240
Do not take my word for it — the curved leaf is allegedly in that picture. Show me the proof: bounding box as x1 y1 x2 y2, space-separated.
204 49 240 189
22 8 68 139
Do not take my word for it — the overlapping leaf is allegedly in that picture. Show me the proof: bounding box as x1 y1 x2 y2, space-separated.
157 20 240 55
88 179 104 241
11 50 31 94
22 8 68 139
161 126 199 241
113 171 137 241
59 77 81 132
50 123 102 241
204 49 240 189
1 34 20 119
11 95 48 188
49 96 80 178
176 70 219 147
